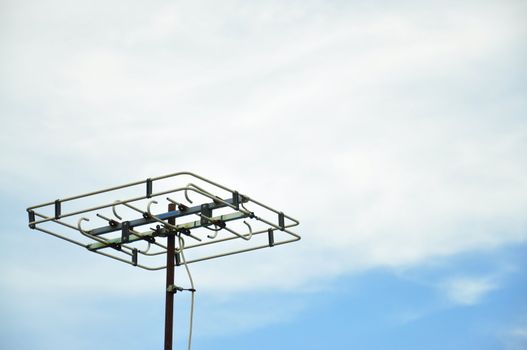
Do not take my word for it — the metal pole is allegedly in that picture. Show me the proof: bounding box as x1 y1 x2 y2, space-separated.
164 203 176 350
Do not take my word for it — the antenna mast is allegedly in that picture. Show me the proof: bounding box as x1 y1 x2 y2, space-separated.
27 171 300 349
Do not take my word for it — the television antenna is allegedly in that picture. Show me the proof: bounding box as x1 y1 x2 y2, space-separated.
27 171 300 349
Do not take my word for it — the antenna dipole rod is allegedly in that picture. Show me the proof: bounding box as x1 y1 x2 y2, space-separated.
164 203 176 350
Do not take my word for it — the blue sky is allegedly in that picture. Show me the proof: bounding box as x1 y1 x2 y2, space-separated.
1 0 526 349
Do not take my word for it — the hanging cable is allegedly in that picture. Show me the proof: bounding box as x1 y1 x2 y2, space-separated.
177 235 196 350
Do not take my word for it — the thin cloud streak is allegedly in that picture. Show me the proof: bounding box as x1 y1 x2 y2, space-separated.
441 276 497 305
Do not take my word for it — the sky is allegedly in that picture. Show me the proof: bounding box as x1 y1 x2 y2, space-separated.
1 0 526 349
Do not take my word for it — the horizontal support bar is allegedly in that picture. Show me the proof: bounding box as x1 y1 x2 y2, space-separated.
133 228 301 271
26 171 231 210
182 234 300 265
90 197 237 236
87 212 248 251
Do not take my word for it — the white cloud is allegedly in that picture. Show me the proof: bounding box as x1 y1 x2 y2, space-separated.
441 276 497 305
509 326 527 338
0 0 526 332
0 4 526 348
502 324 527 350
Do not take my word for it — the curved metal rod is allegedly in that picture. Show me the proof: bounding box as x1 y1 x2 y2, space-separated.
176 235 186 252
183 182 218 205
139 241 152 254
240 201 253 216
112 200 123 220
77 217 90 233
147 200 158 216
130 228 152 254
184 187 193 204
206 223 222 239
77 217 111 245
243 220 253 240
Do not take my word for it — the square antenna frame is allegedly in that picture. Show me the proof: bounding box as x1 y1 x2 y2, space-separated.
26 171 301 270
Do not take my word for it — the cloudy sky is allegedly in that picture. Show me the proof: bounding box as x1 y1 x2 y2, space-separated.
1 0 526 349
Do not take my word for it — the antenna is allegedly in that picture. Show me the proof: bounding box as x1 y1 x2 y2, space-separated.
26 171 300 349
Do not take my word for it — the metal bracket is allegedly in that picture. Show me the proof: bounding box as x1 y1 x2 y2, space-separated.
132 248 138 266
268 228 275 247
278 212 285 230
28 210 36 229
122 221 130 243
232 191 240 210
54 200 61 219
167 285 196 293
200 204 212 226
146 178 153 198
175 252 181 266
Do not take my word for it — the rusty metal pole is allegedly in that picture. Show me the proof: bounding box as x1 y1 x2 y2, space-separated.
164 203 176 350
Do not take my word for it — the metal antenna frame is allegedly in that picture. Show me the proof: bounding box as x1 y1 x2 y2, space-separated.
26 171 300 350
